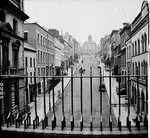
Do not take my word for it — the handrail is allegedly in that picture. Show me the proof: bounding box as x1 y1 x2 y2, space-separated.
1 72 148 132
14 110 19 121
6 110 11 120
0 74 148 78
22 113 28 121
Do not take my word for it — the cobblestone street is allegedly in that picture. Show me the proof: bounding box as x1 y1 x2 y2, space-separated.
47 55 117 128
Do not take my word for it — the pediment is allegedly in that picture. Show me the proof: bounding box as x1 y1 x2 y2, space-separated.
0 22 14 33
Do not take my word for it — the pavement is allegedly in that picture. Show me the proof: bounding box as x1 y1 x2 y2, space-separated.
29 56 84 124
100 61 137 126
29 55 137 127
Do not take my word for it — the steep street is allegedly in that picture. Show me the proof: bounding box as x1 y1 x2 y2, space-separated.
47 55 117 128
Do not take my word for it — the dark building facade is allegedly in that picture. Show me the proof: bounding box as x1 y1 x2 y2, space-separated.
0 0 29 119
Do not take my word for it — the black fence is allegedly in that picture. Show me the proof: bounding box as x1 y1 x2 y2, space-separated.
0 67 148 132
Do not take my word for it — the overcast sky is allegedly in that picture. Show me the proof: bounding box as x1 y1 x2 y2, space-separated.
24 0 144 45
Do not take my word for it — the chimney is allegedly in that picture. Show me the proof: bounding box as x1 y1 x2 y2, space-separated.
123 23 130 27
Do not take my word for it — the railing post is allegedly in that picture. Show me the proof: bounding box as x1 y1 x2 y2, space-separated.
71 67 74 131
118 76 121 131
144 76 148 128
61 71 65 131
80 71 83 131
99 67 103 132
49 80 51 111
34 68 39 128
109 69 112 131
52 76 56 130
136 76 140 131
126 76 131 131
0 77 2 131
25 71 30 129
43 77 48 129
90 67 93 131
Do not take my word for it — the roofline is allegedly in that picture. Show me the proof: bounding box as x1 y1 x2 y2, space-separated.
24 23 54 41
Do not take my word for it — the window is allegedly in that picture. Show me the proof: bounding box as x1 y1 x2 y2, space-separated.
135 41 137 55
133 63 134 75
37 33 40 44
25 57 28 67
33 58 35 67
2 39 9 69
38 67 40 76
127 47 128 59
135 62 137 75
132 43 134 56
13 18 18 34
138 39 140 54
144 33 147 52
38 50 40 63
41 35 43 46
30 72 32 83
138 62 140 75
24 32 28 41
43 67 45 76
129 45 131 58
41 51 42 63
145 62 148 75
0 10 5 22
30 58 32 67
43 52 45 63
13 49 18 68
141 35 144 53
43 37 45 46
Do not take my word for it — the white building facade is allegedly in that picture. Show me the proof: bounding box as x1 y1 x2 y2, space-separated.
130 1 149 120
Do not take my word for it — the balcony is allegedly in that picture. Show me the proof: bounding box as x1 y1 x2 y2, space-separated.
0 72 148 138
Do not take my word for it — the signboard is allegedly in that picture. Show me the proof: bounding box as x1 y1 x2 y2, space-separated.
0 81 4 99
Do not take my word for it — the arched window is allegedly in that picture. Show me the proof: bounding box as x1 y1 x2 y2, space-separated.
144 33 147 52
0 10 5 22
141 35 144 53
13 18 18 34
132 43 134 56
145 62 148 75
135 62 137 75
143 60 145 75
133 63 134 75
138 39 140 54
138 62 140 75
135 41 137 55
141 62 143 78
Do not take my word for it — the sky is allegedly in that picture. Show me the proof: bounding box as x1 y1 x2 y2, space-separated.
24 0 144 45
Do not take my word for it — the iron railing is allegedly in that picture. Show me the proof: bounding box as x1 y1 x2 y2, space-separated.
0 67 148 133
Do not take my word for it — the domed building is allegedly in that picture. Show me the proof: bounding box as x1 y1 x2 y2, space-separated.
83 34 97 55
